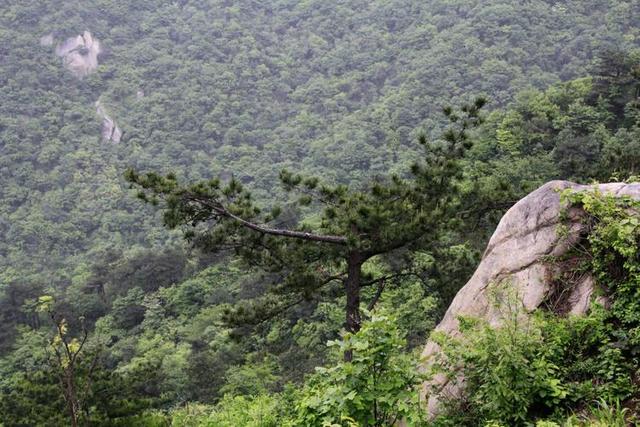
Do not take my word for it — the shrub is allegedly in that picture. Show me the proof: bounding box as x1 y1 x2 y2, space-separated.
294 311 426 426
430 307 566 425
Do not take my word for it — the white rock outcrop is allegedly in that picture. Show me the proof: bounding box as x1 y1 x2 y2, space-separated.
55 31 101 78
96 101 122 144
420 180 640 416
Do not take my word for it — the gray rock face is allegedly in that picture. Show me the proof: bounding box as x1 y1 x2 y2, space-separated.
95 101 122 144
55 31 101 78
420 180 640 416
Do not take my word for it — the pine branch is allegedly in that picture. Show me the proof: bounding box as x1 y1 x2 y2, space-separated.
186 193 349 244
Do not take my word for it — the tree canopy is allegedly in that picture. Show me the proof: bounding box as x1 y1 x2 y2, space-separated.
1 0 640 424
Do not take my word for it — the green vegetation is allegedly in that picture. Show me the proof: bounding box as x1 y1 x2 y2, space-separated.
294 312 425 426
1 0 640 425
132 311 425 426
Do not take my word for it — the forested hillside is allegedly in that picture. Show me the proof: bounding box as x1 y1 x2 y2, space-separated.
1 0 640 425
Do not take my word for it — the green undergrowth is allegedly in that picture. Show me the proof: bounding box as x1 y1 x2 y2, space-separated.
134 311 427 427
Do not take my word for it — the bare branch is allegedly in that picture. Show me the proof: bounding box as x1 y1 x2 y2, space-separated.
367 279 386 311
70 320 89 366
187 193 348 245
225 209 348 243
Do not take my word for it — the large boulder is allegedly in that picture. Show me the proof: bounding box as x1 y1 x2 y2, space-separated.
420 180 640 416
55 31 101 78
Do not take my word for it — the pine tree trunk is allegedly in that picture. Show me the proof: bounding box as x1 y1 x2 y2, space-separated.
344 251 363 361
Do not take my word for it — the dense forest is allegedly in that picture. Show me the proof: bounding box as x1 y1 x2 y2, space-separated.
1 0 640 425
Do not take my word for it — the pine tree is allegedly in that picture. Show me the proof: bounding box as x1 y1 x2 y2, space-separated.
126 99 486 359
